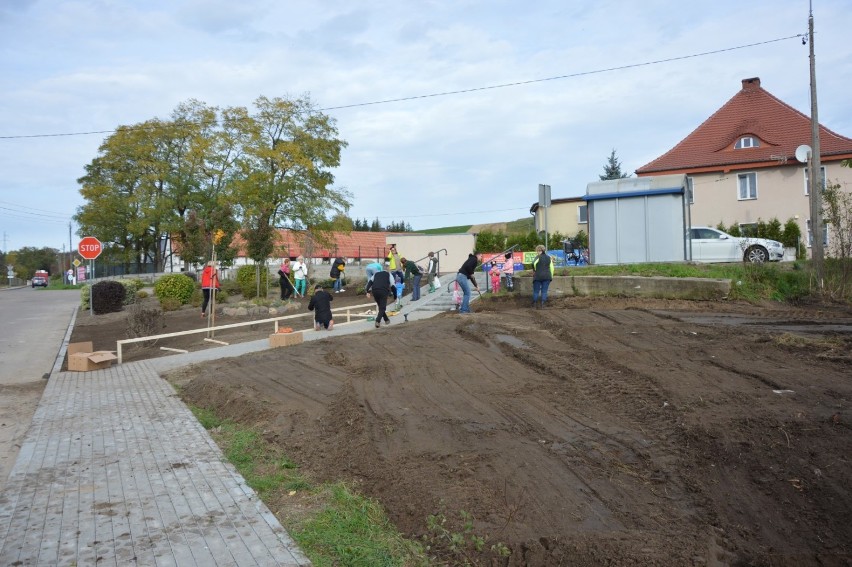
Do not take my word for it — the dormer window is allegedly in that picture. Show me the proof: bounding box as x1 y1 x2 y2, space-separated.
735 136 759 149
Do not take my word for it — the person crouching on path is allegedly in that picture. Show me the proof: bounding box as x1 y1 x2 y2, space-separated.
532 244 554 308
278 257 294 300
400 257 423 301
308 285 334 330
200 261 220 318
455 252 479 314
365 264 397 328
292 255 308 297
364 260 383 284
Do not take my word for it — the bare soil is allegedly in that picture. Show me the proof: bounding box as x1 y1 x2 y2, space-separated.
70 295 852 566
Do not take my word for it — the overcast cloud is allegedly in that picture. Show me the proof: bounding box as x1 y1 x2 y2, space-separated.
1 0 850 251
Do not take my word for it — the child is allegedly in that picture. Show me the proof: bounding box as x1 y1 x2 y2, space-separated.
307 285 334 331
502 252 515 292
489 263 501 293
394 274 404 310
452 280 463 311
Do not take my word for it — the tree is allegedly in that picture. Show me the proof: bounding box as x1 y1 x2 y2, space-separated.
599 149 630 180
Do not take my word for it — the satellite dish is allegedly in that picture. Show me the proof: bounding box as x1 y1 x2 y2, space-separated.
795 144 812 163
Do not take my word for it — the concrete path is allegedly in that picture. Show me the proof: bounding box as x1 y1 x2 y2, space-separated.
0 282 468 566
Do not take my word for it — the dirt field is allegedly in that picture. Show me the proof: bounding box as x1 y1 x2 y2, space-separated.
71 294 852 566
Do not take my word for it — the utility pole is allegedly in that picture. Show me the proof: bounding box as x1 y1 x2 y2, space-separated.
807 0 824 291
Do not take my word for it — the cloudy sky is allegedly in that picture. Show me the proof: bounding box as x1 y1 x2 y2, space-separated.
1 0 850 252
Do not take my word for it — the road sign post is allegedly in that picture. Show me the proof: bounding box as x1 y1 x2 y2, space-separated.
78 237 102 315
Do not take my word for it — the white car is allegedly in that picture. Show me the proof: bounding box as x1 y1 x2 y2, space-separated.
689 227 784 263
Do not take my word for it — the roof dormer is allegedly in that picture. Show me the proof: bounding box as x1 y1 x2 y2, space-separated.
734 135 760 149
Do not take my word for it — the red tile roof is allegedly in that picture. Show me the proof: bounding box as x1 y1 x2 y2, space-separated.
636 77 852 175
233 229 392 260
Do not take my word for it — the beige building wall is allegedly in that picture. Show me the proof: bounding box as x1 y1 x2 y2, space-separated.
389 233 475 275
688 161 852 246
533 200 587 239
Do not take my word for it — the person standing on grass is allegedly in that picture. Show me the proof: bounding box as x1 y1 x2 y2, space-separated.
200 261 220 318
400 257 423 301
426 251 438 293
502 251 515 292
455 251 479 314
330 256 346 293
308 285 334 330
365 264 397 328
292 255 308 297
278 257 294 300
532 244 554 308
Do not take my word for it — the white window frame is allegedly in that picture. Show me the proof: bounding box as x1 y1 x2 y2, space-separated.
803 166 827 196
806 219 829 248
685 176 694 204
735 136 759 149
577 204 588 224
737 172 757 200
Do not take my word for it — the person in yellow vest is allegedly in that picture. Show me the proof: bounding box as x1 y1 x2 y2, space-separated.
386 244 403 283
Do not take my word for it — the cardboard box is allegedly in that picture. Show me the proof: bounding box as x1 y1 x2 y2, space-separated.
269 332 304 348
67 341 118 372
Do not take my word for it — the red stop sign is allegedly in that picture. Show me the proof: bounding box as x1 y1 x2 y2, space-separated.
78 236 103 260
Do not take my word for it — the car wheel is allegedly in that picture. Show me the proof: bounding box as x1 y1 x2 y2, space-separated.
745 246 768 263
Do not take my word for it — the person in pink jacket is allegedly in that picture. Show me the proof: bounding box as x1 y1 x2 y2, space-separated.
501 251 515 292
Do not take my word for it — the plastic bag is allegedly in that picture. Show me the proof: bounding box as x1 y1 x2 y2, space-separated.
434 276 441 288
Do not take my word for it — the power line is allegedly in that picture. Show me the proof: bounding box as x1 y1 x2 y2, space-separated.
0 34 803 140
0 200 71 218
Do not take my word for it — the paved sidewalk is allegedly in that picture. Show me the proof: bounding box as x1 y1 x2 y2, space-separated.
0 285 465 566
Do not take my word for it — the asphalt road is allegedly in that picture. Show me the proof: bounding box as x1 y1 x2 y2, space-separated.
0 286 80 490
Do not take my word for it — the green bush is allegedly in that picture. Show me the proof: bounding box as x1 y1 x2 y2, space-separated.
153 274 195 305
136 290 149 299
159 297 183 311
80 284 91 310
236 265 269 299
116 279 140 305
220 278 242 297
92 280 126 314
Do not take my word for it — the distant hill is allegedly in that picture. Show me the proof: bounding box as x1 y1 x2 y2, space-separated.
418 217 534 235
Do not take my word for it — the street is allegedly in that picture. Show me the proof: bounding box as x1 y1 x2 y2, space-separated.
0 287 80 491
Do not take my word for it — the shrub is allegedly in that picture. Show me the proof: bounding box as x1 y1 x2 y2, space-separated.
136 290 149 299
126 303 164 338
159 297 182 311
117 279 140 305
91 280 126 314
80 284 91 310
236 265 269 299
220 278 242 297
153 274 195 305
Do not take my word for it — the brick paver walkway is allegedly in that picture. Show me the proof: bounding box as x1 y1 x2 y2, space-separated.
0 360 310 566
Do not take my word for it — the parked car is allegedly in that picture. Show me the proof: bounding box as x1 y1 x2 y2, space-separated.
689 227 784 263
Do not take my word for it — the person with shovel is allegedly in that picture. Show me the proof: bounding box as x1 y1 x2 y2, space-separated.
200 261 220 318
455 251 479 314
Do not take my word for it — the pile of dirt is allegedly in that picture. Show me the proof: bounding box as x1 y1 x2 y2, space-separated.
157 295 852 566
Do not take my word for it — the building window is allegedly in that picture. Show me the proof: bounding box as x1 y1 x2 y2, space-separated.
806 219 829 247
804 166 827 195
578 204 588 224
685 176 694 204
735 136 759 149
737 172 757 200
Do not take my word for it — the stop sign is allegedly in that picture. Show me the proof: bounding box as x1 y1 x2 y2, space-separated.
78 236 103 260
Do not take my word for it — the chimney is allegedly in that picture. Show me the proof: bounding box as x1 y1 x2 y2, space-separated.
742 77 761 91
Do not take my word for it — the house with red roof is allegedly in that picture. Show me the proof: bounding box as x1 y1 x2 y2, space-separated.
636 77 852 251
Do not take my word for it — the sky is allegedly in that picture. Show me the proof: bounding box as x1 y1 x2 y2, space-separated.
1 0 851 253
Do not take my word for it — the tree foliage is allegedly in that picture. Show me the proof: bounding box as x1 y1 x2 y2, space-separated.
74 94 350 272
599 149 629 180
